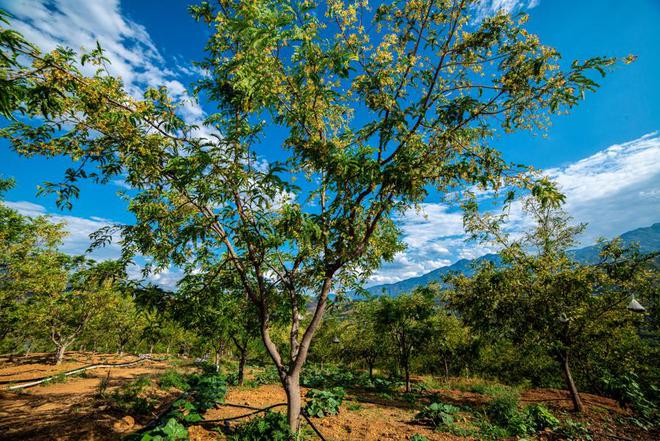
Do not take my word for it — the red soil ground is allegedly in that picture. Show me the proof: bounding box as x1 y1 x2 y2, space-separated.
0 354 656 440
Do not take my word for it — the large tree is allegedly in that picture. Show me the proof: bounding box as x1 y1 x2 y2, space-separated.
0 1 620 429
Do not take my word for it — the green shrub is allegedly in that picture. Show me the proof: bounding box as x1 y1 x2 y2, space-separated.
110 376 158 415
601 372 658 427
253 367 280 385
486 390 520 428
304 387 345 417
409 435 429 441
525 403 559 431
229 411 291 441
140 417 189 440
555 419 592 440
186 373 227 411
159 370 190 391
415 402 461 429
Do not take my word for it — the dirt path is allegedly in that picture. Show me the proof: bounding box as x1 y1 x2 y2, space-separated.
0 352 175 441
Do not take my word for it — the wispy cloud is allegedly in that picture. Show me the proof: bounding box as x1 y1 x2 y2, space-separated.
368 132 660 285
3 199 184 289
474 0 540 20
0 0 210 137
3 200 121 260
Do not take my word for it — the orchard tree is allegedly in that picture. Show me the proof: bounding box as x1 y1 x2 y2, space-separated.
0 177 67 349
339 297 384 378
0 0 623 429
448 195 655 412
177 268 261 382
375 286 437 392
427 307 469 380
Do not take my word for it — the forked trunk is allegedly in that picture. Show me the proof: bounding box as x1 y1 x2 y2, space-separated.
284 371 302 433
561 353 583 412
54 343 68 366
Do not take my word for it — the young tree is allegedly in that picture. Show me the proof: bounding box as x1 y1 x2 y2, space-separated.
0 1 620 429
449 195 655 411
428 308 468 381
340 297 384 378
177 269 260 382
375 286 437 392
0 178 66 350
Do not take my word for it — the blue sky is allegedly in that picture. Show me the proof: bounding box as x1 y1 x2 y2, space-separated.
1 0 659 287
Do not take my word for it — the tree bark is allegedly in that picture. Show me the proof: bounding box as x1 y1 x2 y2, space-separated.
237 348 247 386
24 341 32 357
284 371 302 433
54 343 68 366
561 353 583 412
404 362 411 393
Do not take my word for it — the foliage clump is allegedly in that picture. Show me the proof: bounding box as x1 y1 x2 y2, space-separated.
415 402 461 430
228 411 291 441
304 387 345 418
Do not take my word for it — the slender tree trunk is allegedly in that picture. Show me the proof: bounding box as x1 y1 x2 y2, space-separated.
368 362 374 379
284 371 302 433
444 358 450 382
561 353 583 412
237 348 247 386
214 349 220 371
149 343 154 355
54 343 68 366
24 341 32 358
404 362 411 393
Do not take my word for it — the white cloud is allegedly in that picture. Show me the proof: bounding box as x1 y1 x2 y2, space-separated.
548 132 660 244
3 200 121 260
368 132 660 286
474 0 540 20
1 0 215 139
2 200 184 289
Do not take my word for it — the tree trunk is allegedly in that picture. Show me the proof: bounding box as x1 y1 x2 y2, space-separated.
24 341 32 358
214 348 220 371
237 348 247 386
149 343 154 355
368 362 374 379
54 343 68 366
444 358 450 382
561 353 583 412
404 361 411 393
284 372 302 433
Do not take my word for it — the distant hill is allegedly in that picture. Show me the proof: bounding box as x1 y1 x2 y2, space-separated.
364 222 660 297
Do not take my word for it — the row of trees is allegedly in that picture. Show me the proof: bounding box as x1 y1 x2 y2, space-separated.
0 180 196 363
1 169 657 417
309 196 657 413
0 0 639 431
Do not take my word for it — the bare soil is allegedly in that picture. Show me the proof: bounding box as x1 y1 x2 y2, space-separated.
0 352 177 440
1 355 657 441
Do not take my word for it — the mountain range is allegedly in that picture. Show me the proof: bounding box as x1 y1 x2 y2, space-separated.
364 222 660 297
